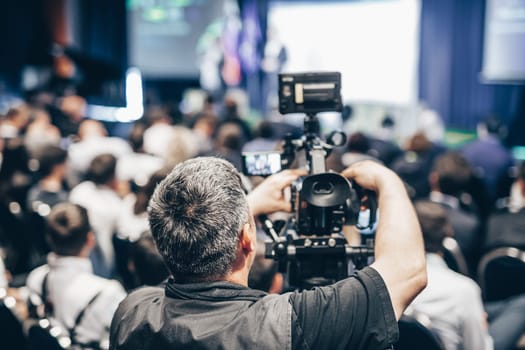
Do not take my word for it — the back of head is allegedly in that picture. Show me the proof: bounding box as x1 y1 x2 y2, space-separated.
86 153 117 185
47 203 91 256
347 132 370 154
406 132 431 154
35 145 67 177
130 232 170 286
78 119 107 140
148 157 249 282
431 152 472 196
255 121 275 139
482 115 506 138
414 200 450 254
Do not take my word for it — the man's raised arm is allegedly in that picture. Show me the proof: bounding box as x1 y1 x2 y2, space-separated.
342 160 427 320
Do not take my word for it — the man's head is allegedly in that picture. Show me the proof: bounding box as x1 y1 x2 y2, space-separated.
430 152 472 196
86 153 117 186
46 203 93 256
36 145 67 178
148 157 252 283
414 200 451 254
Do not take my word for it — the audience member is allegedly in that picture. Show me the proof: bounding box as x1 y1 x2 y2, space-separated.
23 107 61 157
117 169 168 243
202 123 244 170
216 96 252 146
142 106 174 158
428 152 482 274
116 122 163 187
190 112 217 154
461 116 514 202
67 119 131 187
0 104 30 138
341 132 379 167
485 161 525 250
411 200 525 350
368 115 403 168
128 232 170 287
69 154 123 277
163 125 200 169
391 131 439 199
109 158 426 349
26 144 68 212
242 120 280 153
26 203 126 348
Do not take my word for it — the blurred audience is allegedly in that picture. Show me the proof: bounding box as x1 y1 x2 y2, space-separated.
67 119 131 187
428 152 482 274
26 144 68 212
142 106 174 158
69 154 123 278
461 116 515 203
116 122 163 187
411 200 525 350
485 162 525 251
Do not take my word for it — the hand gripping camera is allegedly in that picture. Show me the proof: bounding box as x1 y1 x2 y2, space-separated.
245 72 376 289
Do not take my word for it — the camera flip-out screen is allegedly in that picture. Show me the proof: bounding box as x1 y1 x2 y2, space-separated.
278 72 342 115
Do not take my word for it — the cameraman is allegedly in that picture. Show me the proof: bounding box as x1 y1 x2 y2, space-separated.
110 157 427 349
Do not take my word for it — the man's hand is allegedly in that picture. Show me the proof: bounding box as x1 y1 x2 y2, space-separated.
341 160 427 320
341 159 400 193
247 169 307 216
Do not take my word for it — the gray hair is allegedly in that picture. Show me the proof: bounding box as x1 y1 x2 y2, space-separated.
148 157 249 282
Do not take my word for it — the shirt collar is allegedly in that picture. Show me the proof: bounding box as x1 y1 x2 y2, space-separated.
425 252 448 269
47 253 93 274
430 191 460 209
165 278 267 302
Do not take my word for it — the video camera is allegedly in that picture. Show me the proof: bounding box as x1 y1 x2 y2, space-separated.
243 72 376 289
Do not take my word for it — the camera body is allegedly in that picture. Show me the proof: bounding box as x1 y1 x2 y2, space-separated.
243 72 375 289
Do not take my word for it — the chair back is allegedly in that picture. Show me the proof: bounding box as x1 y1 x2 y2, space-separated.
394 315 445 350
478 247 525 302
442 237 469 276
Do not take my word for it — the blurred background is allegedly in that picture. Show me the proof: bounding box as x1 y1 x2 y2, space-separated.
0 0 523 148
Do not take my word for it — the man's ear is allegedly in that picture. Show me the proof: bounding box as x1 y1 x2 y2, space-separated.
239 223 255 254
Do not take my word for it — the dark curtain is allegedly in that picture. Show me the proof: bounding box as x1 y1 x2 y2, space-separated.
0 0 52 93
419 0 524 144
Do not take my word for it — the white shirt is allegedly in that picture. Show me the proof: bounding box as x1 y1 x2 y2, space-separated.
116 152 164 186
67 136 132 186
26 254 126 345
116 194 149 242
143 124 174 158
410 253 493 350
69 182 123 272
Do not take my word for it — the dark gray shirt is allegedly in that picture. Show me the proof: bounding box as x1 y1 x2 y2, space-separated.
110 266 398 350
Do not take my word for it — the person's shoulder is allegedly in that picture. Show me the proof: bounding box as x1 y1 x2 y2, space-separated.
121 286 164 305
26 264 50 293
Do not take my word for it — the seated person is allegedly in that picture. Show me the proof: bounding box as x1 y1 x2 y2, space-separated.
428 152 482 274
128 232 170 287
486 161 525 250
411 200 525 350
26 203 126 347
27 144 68 212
